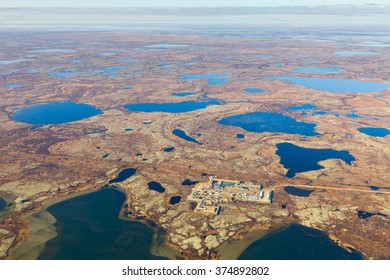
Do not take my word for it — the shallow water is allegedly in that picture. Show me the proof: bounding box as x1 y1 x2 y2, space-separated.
38 188 169 260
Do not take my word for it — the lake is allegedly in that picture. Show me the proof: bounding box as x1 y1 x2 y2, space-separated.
108 168 137 184
179 73 230 80
284 186 314 197
163 147 175 152
238 224 362 260
171 92 197 97
358 211 387 219
358 127 390 137
334 51 378 57
261 75 390 92
182 179 198 186
148 182 165 193
282 104 317 111
0 197 6 211
172 129 201 144
124 100 223 113
244 88 267 93
38 188 169 260
236 134 245 139
11 102 102 125
4 83 29 88
169 196 181 205
218 112 320 137
290 67 343 74
276 142 355 178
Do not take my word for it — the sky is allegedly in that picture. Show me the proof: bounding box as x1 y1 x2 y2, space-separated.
1 0 389 8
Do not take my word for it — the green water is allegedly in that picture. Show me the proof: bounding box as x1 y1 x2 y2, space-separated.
38 188 168 260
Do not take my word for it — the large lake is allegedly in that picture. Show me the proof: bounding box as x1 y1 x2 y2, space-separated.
38 188 171 260
11 102 102 125
218 112 319 137
124 100 223 113
276 143 355 178
238 224 362 260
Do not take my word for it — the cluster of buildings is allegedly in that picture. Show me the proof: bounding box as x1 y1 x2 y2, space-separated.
188 177 274 215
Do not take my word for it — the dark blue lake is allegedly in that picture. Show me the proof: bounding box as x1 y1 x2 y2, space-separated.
290 67 343 74
11 102 102 125
171 92 197 97
0 197 6 211
236 134 245 139
38 188 169 260
148 182 165 193
276 143 355 178
262 76 390 92
218 112 319 137
124 100 222 113
172 129 200 144
238 224 362 260
179 73 230 80
109 168 137 184
358 127 390 137
182 179 198 186
163 147 175 152
169 196 181 205
358 211 387 219
284 186 314 197
244 88 267 93
283 104 317 111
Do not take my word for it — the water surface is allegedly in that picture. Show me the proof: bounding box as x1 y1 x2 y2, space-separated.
124 100 222 113
148 182 165 193
276 143 355 178
11 102 102 125
244 88 267 93
109 168 137 184
0 197 6 211
334 51 378 57
4 83 29 88
171 92 197 97
219 112 319 137
358 127 390 137
182 179 198 186
172 129 200 144
262 75 390 92
358 211 387 219
290 67 343 74
169 196 181 205
238 224 362 260
284 186 314 197
38 188 168 260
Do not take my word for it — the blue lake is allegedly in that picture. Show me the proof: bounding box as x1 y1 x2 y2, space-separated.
163 147 175 152
238 224 362 260
244 88 267 93
4 83 29 88
358 127 390 137
236 134 245 139
171 92 197 97
358 211 387 219
283 104 317 111
0 197 6 211
109 168 137 184
276 143 355 178
182 179 198 186
261 75 390 92
218 112 320 137
11 102 102 125
290 67 343 74
284 186 314 197
179 73 230 81
207 78 228 85
172 129 200 144
334 51 378 57
124 100 223 113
